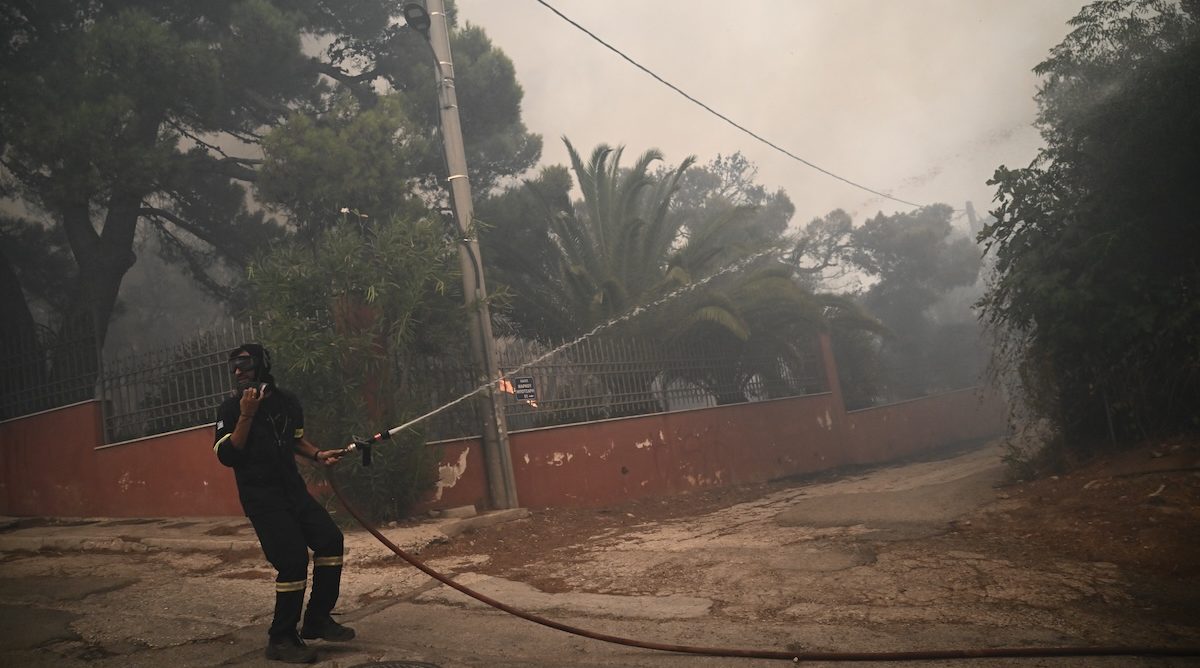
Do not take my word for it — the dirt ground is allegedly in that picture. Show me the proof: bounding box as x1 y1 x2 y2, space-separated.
3 437 1198 667
418 437 1200 588
970 437 1200 579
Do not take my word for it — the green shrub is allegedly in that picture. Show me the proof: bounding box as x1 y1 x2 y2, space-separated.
247 213 465 523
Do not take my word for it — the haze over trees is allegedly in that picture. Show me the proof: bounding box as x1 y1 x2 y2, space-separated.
0 0 539 386
849 205 983 398
979 0 1200 451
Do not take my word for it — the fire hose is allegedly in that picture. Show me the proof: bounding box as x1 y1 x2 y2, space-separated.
323 440 1200 663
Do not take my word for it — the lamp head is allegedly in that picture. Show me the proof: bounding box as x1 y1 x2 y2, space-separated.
402 3 431 35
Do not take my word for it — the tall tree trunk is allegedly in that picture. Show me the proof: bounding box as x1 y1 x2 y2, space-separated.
50 193 143 399
0 246 48 415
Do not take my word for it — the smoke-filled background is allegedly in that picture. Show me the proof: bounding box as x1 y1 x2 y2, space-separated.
457 0 1083 220
3 0 1086 352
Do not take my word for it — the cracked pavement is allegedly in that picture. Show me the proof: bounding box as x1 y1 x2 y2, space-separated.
1 441 1197 667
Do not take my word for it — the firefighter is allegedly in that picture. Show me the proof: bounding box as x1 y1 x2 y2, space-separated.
213 343 355 664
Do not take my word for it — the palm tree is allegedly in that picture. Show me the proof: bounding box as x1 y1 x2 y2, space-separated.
546 140 696 329
660 262 883 404
480 139 880 409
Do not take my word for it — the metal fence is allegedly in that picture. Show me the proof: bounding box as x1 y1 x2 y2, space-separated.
402 351 484 442
2 316 833 442
0 325 99 421
99 320 261 442
495 337 827 432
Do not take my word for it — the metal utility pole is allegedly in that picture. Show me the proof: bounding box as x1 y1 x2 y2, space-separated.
410 0 519 509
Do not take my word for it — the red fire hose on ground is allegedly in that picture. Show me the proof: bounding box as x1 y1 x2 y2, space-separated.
326 472 1200 663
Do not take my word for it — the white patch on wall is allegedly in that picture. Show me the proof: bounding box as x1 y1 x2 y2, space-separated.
682 470 724 488
434 449 470 501
817 410 834 430
549 452 573 466
117 472 132 492
634 439 653 449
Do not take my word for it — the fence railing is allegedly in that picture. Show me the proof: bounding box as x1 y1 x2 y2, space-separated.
0 325 99 420
99 320 261 443
4 316 979 443
495 337 827 432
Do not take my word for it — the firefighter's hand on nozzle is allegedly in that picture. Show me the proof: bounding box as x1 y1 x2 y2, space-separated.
316 449 343 467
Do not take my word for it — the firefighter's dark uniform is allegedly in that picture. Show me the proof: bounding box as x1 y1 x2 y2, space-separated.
213 387 344 642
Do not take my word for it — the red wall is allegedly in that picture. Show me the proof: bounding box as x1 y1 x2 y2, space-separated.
0 389 1007 518
0 402 241 517
422 389 1005 510
843 388 1006 465
420 438 490 511
504 393 845 508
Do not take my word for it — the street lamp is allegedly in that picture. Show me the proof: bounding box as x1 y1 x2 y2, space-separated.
402 0 519 510
401 3 431 35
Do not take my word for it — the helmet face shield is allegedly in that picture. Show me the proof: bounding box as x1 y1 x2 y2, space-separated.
229 343 274 386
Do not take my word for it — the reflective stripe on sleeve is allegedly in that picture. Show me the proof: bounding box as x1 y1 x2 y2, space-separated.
275 580 306 593
313 555 343 567
294 428 304 438
213 433 231 454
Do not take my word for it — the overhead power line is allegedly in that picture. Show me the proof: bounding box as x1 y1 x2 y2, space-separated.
532 0 926 210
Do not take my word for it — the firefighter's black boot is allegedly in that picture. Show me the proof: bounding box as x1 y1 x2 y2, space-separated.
265 632 316 664
301 556 355 641
266 585 313 661
300 616 355 642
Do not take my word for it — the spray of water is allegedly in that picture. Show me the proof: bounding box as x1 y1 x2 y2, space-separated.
372 246 782 440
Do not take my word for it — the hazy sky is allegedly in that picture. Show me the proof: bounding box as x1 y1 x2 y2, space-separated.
455 0 1087 226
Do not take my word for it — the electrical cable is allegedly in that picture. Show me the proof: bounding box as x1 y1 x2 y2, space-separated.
327 471 1200 663
324 12 1200 663
531 0 926 210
